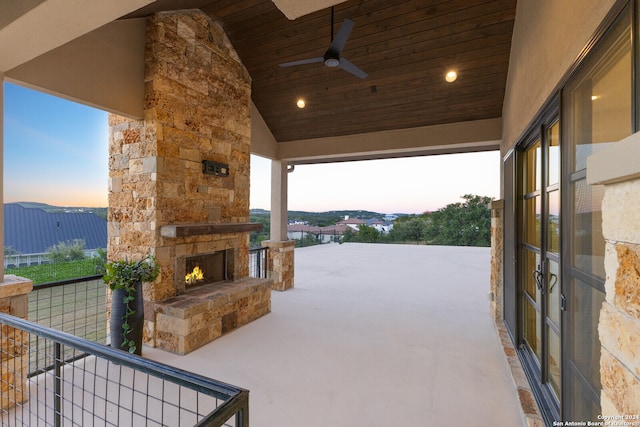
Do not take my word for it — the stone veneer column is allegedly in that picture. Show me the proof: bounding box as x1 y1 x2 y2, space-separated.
0 75 4 277
261 240 295 291
587 132 640 417
263 159 294 291
0 275 32 409
108 10 252 346
489 199 504 320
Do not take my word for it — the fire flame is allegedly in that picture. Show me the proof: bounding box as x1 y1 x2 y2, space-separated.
185 265 204 284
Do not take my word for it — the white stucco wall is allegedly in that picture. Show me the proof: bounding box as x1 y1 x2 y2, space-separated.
501 0 618 152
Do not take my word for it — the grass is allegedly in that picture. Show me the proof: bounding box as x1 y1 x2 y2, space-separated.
6 258 102 285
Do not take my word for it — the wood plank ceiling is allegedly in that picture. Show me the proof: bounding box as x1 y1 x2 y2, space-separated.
127 0 517 142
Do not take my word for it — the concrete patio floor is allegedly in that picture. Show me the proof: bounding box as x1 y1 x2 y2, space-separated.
146 243 524 427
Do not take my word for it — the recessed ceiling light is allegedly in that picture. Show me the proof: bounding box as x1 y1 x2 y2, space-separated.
445 70 457 83
296 99 306 108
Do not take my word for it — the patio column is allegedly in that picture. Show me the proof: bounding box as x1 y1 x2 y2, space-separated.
269 159 288 241
587 131 640 417
489 199 504 321
0 75 34 409
262 160 295 291
0 76 4 278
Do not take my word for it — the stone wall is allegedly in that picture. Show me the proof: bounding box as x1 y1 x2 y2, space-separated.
587 132 640 417
108 9 253 347
490 200 504 320
262 240 295 291
596 181 640 416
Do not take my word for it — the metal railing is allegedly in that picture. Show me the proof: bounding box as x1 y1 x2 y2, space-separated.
29 276 107 343
248 248 268 279
0 313 249 426
28 276 108 377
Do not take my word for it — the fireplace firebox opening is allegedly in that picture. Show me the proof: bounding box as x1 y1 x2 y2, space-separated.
177 250 231 293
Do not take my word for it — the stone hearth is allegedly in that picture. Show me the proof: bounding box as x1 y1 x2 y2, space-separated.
155 278 270 355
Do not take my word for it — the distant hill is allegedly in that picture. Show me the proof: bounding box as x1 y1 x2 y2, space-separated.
251 209 407 218
14 202 53 209
250 209 407 227
11 202 108 220
251 209 385 218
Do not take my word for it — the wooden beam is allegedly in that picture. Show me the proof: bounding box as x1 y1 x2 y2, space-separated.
160 223 263 238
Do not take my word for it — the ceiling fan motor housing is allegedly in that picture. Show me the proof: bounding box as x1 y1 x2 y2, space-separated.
323 50 340 67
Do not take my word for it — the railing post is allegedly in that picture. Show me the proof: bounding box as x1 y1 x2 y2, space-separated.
54 342 62 427
236 393 249 427
256 250 261 278
262 248 267 279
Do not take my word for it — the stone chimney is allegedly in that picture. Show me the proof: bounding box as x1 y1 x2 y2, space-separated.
108 10 256 348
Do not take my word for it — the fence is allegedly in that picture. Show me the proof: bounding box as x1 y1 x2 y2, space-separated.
6 258 102 285
4 250 103 269
0 313 249 426
28 276 108 375
29 277 107 343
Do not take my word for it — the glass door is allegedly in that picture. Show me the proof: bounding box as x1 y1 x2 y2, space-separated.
519 120 562 419
561 5 632 420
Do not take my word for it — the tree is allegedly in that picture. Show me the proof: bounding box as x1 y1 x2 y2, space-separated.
4 246 18 256
391 217 427 244
357 225 380 243
424 194 492 247
343 227 357 242
249 214 270 248
294 234 321 248
47 239 86 262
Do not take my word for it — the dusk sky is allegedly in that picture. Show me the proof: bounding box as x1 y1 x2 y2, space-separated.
4 82 499 213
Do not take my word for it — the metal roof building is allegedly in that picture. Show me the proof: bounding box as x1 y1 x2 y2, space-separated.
4 203 107 254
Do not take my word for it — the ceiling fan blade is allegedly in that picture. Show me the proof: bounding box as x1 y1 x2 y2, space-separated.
279 57 324 67
339 57 368 79
329 18 354 54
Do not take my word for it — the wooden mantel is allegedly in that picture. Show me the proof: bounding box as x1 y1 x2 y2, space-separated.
160 222 262 238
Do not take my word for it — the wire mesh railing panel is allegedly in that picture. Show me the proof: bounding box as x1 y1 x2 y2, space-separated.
0 314 248 427
248 248 268 279
28 278 108 343
27 278 108 376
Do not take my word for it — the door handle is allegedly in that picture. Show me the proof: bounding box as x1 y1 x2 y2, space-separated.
532 268 545 295
549 273 558 293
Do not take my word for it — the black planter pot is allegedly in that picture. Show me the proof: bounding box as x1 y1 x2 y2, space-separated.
110 281 144 355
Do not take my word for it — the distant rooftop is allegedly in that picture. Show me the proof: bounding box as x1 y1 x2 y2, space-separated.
4 203 107 254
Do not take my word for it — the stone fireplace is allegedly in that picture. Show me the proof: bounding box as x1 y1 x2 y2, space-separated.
107 10 272 355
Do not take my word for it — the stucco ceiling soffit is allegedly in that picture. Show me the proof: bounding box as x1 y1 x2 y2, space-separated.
0 0 46 31
271 0 348 19
0 0 154 72
6 19 147 119
276 118 503 164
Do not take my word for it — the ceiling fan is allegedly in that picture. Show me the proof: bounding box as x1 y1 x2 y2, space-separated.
278 7 368 79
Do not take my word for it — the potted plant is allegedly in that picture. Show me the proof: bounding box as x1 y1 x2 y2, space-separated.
102 255 159 355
